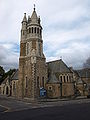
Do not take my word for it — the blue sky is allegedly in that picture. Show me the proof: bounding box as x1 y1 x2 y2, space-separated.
0 0 90 71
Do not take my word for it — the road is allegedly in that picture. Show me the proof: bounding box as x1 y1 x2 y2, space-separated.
0 95 90 120
0 103 90 120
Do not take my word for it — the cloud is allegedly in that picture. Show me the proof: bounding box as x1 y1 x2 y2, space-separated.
0 0 90 70
0 44 19 71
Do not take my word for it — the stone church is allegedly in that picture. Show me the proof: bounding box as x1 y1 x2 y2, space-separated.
17 6 75 100
1 6 85 100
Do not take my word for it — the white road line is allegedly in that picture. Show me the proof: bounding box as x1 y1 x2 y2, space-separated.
0 104 10 113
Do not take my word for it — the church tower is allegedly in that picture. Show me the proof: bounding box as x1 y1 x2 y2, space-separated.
18 6 47 100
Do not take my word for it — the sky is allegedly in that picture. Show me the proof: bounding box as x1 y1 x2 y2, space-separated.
0 0 90 71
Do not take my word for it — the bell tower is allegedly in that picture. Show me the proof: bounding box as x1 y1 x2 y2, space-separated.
18 6 47 100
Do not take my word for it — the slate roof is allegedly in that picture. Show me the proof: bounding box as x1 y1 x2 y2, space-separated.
77 78 83 84
12 70 18 80
48 72 59 84
47 59 72 73
76 69 90 78
73 70 80 77
2 76 10 84
1 70 19 85
47 59 72 83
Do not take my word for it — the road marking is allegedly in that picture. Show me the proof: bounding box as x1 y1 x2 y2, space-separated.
0 104 10 113
4 107 32 113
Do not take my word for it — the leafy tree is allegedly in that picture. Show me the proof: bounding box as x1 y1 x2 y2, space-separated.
0 66 5 76
0 66 5 84
0 68 16 84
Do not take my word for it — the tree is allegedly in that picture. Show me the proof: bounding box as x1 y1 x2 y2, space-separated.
0 68 16 84
0 66 5 76
0 66 5 84
83 57 90 68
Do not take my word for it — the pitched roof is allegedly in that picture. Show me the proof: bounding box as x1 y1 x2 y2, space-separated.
30 9 39 25
76 69 90 78
48 72 59 84
12 70 18 80
1 70 16 84
47 59 72 83
47 59 72 73
73 70 80 77
77 78 83 84
2 76 10 84
1 69 19 84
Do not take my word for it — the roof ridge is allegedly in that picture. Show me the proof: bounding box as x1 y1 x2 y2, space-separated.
47 59 62 64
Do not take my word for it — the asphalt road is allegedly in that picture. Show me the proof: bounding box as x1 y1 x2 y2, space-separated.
0 103 90 120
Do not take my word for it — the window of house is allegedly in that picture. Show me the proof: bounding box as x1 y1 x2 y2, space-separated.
60 76 62 83
34 27 36 33
37 28 39 34
64 76 66 83
26 77 28 88
37 76 39 88
67 76 68 82
42 77 44 88
32 27 33 33
29 28 31 33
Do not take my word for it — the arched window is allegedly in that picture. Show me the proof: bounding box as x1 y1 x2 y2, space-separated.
64 76 66 83
32 27 33 33
40 29 41 35
26 77 28 88
29 28 31 33
60 76 62 83
34 27 36 33
37 28 39 34
37 76 39 88
67 76 69 82
6 86 9 95
42 77 44 88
